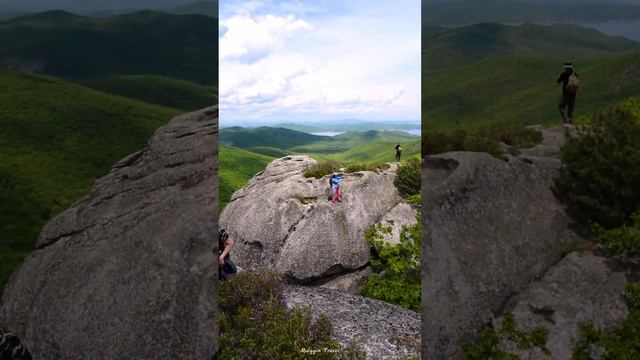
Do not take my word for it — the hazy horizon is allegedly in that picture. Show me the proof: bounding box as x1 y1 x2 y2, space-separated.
219 118 422 128
219 0 421 125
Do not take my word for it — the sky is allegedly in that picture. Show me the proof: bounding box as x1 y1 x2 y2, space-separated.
219 0 421 124
423 0 640 3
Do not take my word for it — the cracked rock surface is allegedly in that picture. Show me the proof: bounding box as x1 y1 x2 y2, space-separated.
219 155 403 282
422 125 584 359
0 107 219 360
496 252 627 360
284 284 420 359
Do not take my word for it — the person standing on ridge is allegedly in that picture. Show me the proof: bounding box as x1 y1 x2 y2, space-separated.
557 61 580 124
395 144 403 162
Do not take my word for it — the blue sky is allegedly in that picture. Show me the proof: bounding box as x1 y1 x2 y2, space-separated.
219 0 421 124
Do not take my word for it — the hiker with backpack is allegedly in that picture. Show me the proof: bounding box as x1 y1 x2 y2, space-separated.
329 173 344 204
557 61 580 124
218 229 237 281
395 144 403 162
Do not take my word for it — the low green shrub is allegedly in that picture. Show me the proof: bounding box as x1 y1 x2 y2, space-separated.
462 311 550 360
555 102 640 229
423 125 542 158
491 125 543 149
344 162 390 173
406 194 421 207
423 129 500 157
362 215 421 311
305 160 392 179
594 212 640 261
573 283 640 360
394 157 421 198
219 272 366 360
303 160 341 179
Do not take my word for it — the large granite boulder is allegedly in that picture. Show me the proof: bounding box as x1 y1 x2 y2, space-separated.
219 156 403 282
0 107 219 359
284 284 420 360
421 151 582 359
497 252 628 360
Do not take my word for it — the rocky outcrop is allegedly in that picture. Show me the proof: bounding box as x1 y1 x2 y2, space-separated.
496 252 628 360
378 202 418 245
421 146 582 359
219 156 404 282
518 125 576 158
0 107 219 359
284 284 420 359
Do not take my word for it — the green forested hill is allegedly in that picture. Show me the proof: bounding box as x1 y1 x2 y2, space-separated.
290 130 419 154
219 145 275 210
219 127 421 209
0 69 180 290
0 10 218 84
220 126 328 149
423 53 640 129
423 23 640 75
422 22 640 130
422 0 640 26
221 126 419 153
80 75 217 111
318 139 421 164
167 1 217 17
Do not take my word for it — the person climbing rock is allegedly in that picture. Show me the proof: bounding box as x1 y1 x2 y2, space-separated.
395 144 403 162
557 61 580 124
328 174 336 201
330 173 343 204
218 229 236 281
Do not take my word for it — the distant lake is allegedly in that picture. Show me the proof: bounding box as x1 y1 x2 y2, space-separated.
400 129 421 136
311 131 345 136
311 129 421 137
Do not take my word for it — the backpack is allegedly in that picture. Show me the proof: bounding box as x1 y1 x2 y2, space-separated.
566 72 580 93
219 257 237 280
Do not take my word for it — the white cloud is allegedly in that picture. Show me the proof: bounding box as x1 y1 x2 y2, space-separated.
220 14 312 60
219 0 421 122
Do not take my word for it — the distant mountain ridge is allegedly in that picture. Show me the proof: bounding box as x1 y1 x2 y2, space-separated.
0 69 180 289
422 22 640 129
423 22 640 75
0 0 199 12
220 126 418 151
219 126 421 208
220 127 328 149
271 121 420 133
0 1 217 18
80 75 216 111
422 0 640 26
0 10 218 84
167 1 217 17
